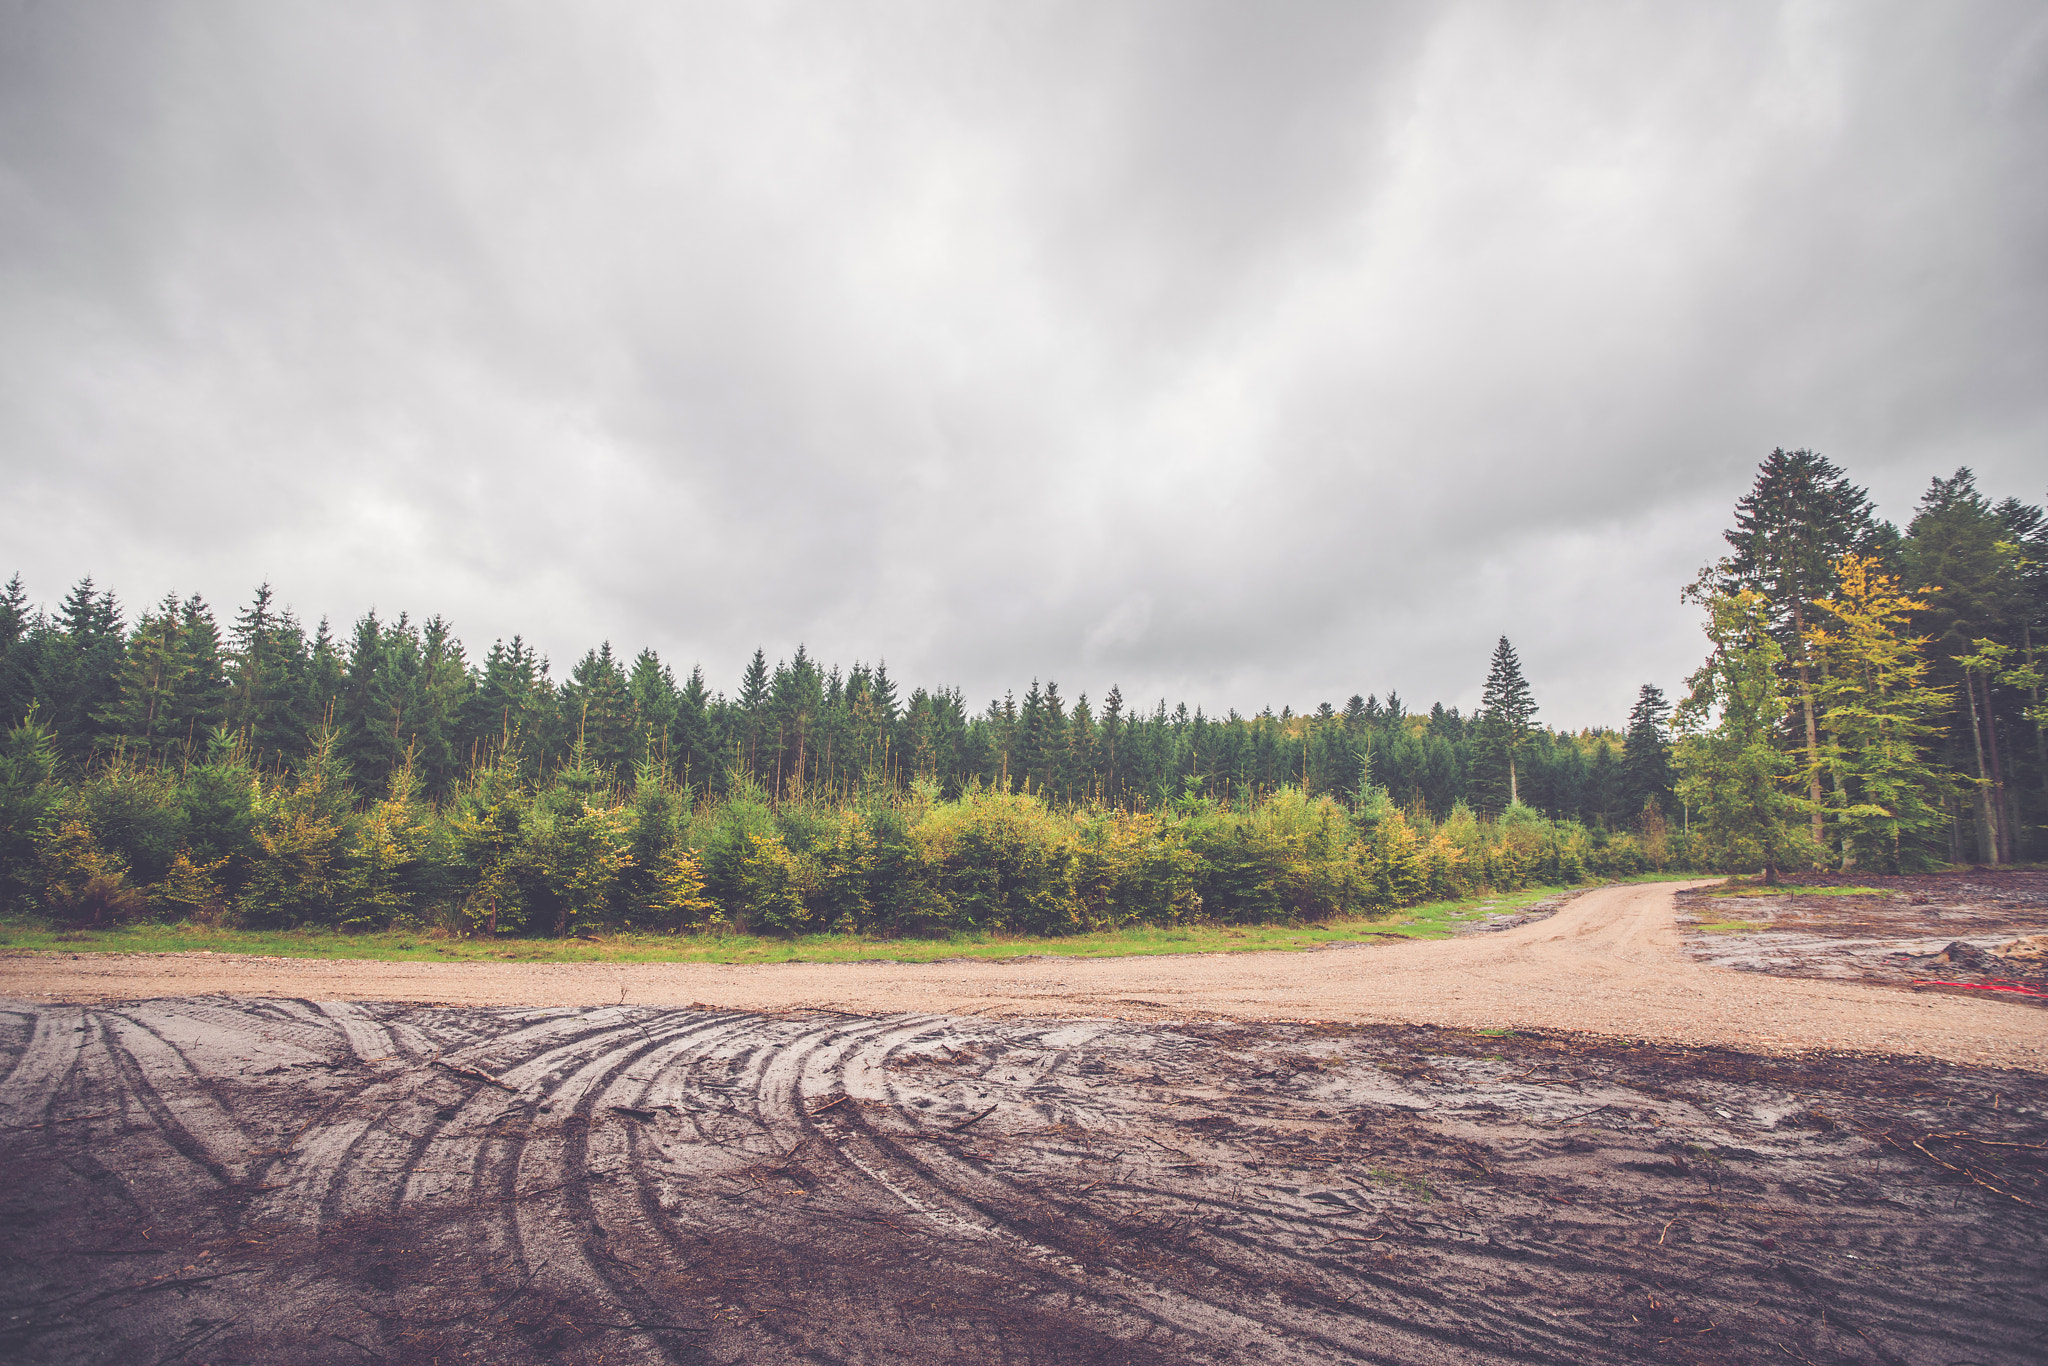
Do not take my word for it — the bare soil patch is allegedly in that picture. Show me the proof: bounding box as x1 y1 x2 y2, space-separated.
2 996 2043 1365
5 882 2042 1070
1677 870 2048 1006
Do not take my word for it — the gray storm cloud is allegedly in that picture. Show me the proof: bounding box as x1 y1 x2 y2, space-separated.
3 1 2044 726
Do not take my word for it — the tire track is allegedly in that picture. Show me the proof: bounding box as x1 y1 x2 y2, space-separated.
2 998 2042 1365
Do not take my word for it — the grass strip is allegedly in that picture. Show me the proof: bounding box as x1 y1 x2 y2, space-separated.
0 875 1705 967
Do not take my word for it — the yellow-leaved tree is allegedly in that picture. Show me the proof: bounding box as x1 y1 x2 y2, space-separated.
1803 555 1952 871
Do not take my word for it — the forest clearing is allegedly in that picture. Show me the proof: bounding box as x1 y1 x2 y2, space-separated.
3 877 2043 1364
7 6 2047 1359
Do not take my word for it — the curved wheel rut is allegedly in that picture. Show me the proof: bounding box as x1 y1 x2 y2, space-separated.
1 992 2042 1364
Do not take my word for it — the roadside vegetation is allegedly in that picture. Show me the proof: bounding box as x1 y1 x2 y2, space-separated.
2 451 2037 945
1675 456 2046 880
2 880 1700 965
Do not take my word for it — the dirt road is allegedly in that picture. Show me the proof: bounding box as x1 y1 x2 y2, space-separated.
5 998 2044 1364
5 880 2039 1068
6 879 2046 1364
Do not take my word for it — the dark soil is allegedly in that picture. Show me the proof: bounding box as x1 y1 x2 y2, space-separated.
1677 869 2048 1004
1 997 2043 1365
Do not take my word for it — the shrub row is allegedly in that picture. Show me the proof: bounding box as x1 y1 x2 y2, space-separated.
2 719 1686 936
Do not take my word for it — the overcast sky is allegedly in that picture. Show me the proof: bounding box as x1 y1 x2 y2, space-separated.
3 2 2044 727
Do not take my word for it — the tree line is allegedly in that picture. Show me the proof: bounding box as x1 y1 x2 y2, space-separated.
1675 456 2046 877
0 570 1690 933
0 577 1671 826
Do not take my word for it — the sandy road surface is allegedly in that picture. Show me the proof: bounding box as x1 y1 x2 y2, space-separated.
4 880 2040 1069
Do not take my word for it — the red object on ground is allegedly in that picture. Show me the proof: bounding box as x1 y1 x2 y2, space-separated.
1911 978 2048 998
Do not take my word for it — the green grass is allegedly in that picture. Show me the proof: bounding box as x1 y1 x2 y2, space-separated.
0 878 1641 966
1369 1167 1435 1200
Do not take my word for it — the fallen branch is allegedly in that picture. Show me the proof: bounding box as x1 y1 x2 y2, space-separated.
1537 1103 1614 1129
1921 1131 2048 1151
1906 1136 2045 1211
1860 1123 2045 1212
951 1105 999 1132
437 1059 518 1092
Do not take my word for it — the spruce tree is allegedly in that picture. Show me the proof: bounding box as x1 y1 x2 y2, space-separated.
41 577 125 764
1901 469 2034 860
228 583 315 762
560 642 634 780
98 593 189 759
737 648 770 777
1619 684 1676 824
0 574 32 727
1099 685 1125 803
1478 636 1537 807
1586 741 1619 827
174 594 230 750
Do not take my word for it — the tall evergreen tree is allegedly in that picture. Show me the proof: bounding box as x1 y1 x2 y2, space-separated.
736 648 770 777
1478 636 1537 807
1902 469 2035 860
38 577 126 765
0 574 35 727
98 592 190 759
173 593 231 750
228 583 314 764
560 642 634 782
1585 741 1619 826
1618 684 1676 824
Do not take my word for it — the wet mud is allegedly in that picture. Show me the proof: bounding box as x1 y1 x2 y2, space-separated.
2 997 2043 1364
1677 869 2048 1004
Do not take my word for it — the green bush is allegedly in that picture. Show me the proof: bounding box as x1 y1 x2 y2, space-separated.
4 748 1704 937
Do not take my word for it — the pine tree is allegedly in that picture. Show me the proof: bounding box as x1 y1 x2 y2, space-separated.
1099 685 1125 804
560 643 634 780
737 648 770 777
1619 685 1676 825
0 574 32 728
98 593 190 759
1478 636 1537 807
408 615 470 795
228 583 315 764
670 664 718 795
40 577 125 764
627 648 679 769
1585 741 1619 826
1901 469 2034 861
172 593 230 752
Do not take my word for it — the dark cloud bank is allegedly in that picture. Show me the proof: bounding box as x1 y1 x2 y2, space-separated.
3 1 2044 726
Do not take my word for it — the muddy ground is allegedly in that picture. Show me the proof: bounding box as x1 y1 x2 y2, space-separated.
1676 869 2048 1004
2 997 2042 1365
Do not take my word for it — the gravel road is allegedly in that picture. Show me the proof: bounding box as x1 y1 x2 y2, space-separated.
4 880 2039 1070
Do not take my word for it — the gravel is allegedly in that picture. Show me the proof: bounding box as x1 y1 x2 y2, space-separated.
3 881 2040 1071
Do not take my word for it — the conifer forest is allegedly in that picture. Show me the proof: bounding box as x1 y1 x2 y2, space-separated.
1 456 2042 937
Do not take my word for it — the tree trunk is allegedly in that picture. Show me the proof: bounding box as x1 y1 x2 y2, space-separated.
1981 671 2011 863
1793 601 1826 845
1962 667 1998 863
2027 626 2047 841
